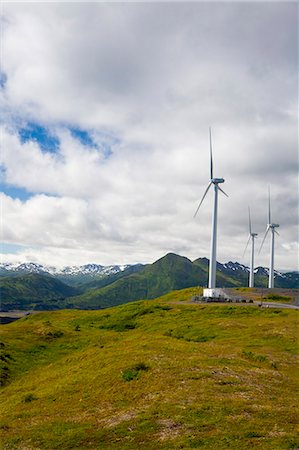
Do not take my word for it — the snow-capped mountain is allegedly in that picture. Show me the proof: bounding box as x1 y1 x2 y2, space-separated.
56 264 131 276
0 262 131 276
219 261 249 272
0 262 52 274
218 261 287 279
0 258 297 289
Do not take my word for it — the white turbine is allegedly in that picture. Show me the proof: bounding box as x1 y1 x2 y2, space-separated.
243 207 258 288
194 128 228 291
259 187 280 288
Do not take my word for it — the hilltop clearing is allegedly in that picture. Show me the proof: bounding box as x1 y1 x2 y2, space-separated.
1 288 298 449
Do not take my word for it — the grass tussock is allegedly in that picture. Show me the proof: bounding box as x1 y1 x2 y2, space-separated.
0 288 298 449
122 362 150 381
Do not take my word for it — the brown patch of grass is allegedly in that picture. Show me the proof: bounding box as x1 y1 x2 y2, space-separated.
156 418 185 441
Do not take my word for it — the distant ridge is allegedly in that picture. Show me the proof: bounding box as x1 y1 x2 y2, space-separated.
0 273 79 310
1 253 298 310
0 262 141 286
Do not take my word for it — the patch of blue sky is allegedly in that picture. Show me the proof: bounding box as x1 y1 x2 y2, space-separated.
70 127 97 148
1 242 29 255
103 145 113 159
70 126 116 159
19 122 60 153
16 119 116 161
0 181 33 201
94 130 120 159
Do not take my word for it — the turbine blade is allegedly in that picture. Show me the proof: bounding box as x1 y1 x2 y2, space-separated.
268 186 271 224
194 182 212 218
274 229 280 236
248 206 252 234
218 185 228 197
258 226 270 254
243 235 251 257
209 127 213 180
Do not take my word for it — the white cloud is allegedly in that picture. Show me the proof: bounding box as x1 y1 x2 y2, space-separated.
1 2 298 271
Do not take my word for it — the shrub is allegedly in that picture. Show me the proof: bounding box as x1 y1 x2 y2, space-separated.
0 366 10 386
122 368 139 381
242 351 267 363
46 330 64 338
122 362 150 382
245 431 263 438
24 393 38 403
99 321 136 332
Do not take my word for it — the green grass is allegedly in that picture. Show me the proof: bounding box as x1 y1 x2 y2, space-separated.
266 294 292 302
1 289 298 449
235 287 252 292
122 362 150 381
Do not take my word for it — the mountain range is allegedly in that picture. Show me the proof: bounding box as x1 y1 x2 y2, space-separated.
0 262 134 286
0 253 298 310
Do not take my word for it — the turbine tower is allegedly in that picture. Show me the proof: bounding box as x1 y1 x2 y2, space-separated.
259 187 279 288
243 207 258 288
194 128 228 294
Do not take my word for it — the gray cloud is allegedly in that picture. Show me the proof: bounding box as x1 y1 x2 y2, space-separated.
1 2 298 270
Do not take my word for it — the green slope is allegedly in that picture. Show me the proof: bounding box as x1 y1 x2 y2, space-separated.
1 290 298 449
78 264 145 292
70 253 240 309
1 254 297 311
0 274 80 310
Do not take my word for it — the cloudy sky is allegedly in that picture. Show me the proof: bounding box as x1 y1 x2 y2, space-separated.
0 2 298 270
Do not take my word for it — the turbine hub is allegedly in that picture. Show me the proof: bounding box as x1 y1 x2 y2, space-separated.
212 177 225 184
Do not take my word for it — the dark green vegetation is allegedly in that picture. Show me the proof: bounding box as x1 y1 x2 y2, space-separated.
266 294 292 302
77 264 145 291
70 253 211 309
1 289 298 449
1 253 298 310
0 274 79 310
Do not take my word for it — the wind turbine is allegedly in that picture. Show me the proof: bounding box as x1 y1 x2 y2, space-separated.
259 187 280 288
243 207 258 288
194 128 228 293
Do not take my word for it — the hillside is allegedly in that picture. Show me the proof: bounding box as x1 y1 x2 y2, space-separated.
0 274 79 310
70 253 298 309
69 253 209 309
1 253 298 311
78 263 145 291
1 290 298 449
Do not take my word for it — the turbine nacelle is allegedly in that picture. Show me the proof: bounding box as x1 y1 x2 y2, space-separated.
193 129 228 219
211 178 225 184
259 188 280 255
243 207 258 259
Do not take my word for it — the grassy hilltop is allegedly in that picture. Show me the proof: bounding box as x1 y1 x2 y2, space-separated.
1 288 298 449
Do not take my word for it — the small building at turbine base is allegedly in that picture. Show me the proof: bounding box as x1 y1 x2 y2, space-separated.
203 288 225 298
